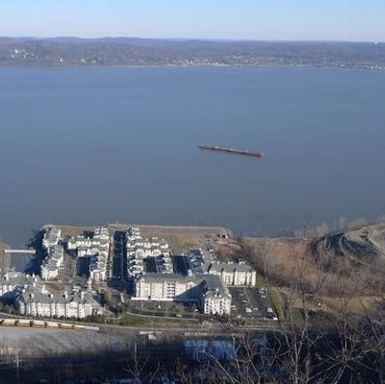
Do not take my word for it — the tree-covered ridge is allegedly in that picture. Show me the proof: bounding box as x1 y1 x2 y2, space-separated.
0 37 384 68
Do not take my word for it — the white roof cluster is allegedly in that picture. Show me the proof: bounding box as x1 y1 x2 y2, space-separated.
42 226 61 249
41 244 64 281
67 227 110 282
126 227 171 277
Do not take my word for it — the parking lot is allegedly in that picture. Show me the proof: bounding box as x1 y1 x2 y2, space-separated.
229 287 278 320
172 255 189 275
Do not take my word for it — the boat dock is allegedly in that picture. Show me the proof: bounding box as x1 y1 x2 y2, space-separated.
198 145 265 158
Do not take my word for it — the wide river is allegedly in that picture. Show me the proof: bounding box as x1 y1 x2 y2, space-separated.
1 67 385 248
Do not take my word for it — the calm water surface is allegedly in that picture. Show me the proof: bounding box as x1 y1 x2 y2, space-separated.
1 67 385 251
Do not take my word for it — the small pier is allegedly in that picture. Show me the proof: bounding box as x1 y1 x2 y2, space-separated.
4 249 36 255
198 144 265 158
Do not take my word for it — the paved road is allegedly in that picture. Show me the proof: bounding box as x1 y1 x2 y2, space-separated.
111 230 127 286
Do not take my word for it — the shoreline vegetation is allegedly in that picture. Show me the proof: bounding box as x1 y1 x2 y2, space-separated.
0 38 385 69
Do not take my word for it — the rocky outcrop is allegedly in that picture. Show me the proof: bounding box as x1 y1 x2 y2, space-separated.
310 223 385 271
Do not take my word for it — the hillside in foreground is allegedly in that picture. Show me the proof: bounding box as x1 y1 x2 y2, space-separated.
217 222 385 319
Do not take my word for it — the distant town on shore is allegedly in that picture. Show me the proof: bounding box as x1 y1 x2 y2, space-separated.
0 37 384 69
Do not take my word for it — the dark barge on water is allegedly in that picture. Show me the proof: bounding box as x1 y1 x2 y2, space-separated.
198 144 265 158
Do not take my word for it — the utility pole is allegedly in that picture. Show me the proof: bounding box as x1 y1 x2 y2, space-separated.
14 349 21 383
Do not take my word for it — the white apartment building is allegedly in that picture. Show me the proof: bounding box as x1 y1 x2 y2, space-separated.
188 249 257 286
126 227 171 278
200 275 232 316
133 272 231 315
126 228 169 258
67 235 92 250
0 272 40 300
207 261 257 286
41 245 64 281
16 287 103 319
42 226 62 249
66 227 110 282
134 273 199 301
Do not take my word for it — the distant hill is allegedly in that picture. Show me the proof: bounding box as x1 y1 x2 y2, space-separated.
0 37 385 68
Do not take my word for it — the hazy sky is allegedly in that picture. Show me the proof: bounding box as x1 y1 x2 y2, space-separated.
1 0 384 41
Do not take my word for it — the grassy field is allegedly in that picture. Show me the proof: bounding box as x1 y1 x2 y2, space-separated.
268 289 284 319
111 312 201 328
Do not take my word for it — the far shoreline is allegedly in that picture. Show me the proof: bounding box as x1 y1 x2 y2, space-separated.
1 63 384 71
